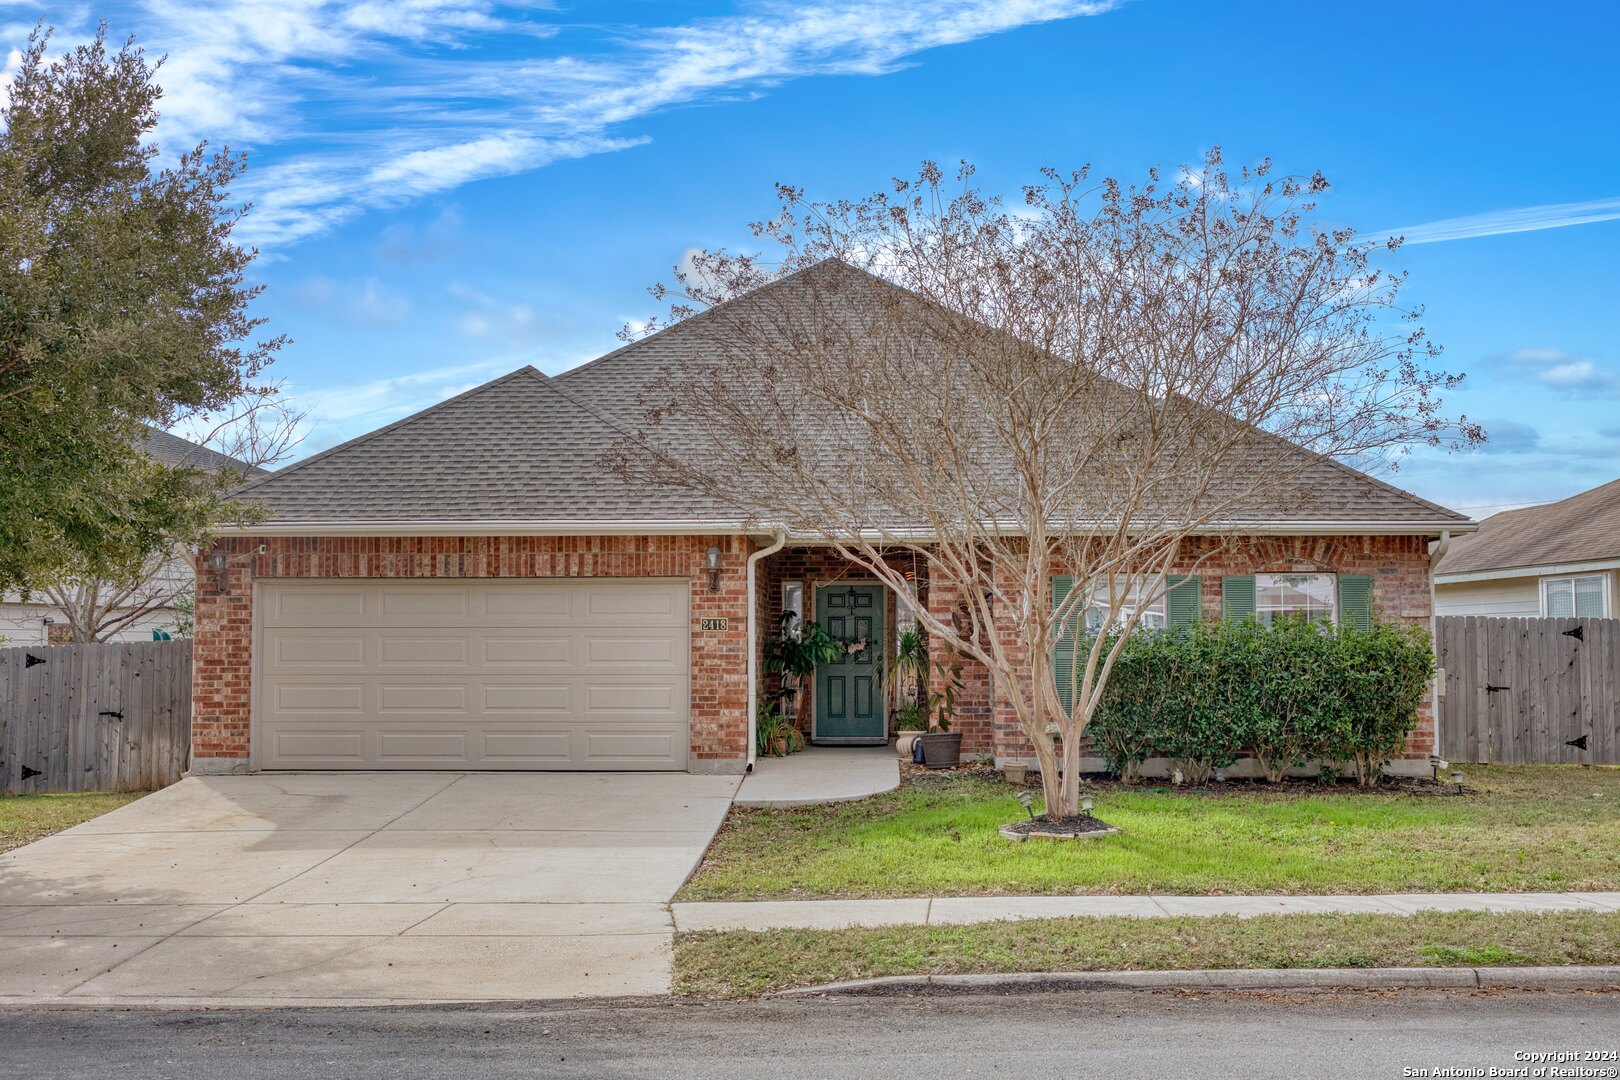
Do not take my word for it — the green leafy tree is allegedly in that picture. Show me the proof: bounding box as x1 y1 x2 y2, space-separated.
0 24 284 592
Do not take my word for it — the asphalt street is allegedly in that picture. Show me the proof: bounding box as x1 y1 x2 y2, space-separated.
4 987 1618 1079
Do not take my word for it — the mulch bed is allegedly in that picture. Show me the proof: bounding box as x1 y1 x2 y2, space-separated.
897 760 1460 797
1000 814 1119 839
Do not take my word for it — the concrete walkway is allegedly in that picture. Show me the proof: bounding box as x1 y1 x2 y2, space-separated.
735 746 899 807
673 891 1620 932
1 773 738 1006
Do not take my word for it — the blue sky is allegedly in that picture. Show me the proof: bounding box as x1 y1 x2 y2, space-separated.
4 1 1618 519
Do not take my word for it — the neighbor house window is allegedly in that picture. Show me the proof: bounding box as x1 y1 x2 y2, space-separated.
782 580 804 636
1255 573 1338 626
1543 575 1606 618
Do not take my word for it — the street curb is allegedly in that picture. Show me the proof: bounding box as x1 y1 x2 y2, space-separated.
769 966 1620 998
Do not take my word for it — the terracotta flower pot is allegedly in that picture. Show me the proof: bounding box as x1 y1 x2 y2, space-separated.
1002 762 1028 784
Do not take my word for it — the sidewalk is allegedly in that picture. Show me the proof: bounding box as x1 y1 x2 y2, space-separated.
672 891 1620 932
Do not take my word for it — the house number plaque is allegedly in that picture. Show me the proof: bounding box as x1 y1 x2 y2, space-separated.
700 618 729 631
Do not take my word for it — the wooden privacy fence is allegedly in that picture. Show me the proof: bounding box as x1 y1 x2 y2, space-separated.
1435 616 1620 765
0 639 192 795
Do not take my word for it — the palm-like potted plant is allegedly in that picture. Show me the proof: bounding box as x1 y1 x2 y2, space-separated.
889 628 930 758
920 656 966 768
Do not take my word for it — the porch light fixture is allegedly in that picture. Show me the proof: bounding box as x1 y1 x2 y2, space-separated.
209 550 229 591
705 546 722 592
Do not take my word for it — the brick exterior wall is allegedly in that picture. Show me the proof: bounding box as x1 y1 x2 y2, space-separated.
990 534 1437 769
193 532 1434 777
191 535 753 773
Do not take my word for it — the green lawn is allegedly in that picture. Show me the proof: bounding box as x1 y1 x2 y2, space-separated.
679 765 1620 900
0 792 146 853
674 909 1620 998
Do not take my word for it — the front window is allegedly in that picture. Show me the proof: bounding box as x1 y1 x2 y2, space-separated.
1082 579 1167 634
1543 575 1606 618
1255 573 1337 626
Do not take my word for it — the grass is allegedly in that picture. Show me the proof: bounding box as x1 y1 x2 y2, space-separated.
673 909 1620 998
0 791 146 853
679 765 1620 900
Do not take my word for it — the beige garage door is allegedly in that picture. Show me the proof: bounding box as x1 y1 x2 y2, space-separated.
256 579 690 770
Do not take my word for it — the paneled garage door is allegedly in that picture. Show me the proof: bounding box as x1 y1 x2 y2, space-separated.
256 579 690 770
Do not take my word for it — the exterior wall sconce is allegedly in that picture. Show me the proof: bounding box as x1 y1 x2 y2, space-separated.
705 546 722 592
209 550 229 591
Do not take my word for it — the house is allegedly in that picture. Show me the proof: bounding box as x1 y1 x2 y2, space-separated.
191 264 1473 778
1434 478 1620 619
0 427 266 644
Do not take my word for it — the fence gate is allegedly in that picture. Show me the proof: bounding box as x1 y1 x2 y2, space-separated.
0 639 193 795
1435 616 1620 765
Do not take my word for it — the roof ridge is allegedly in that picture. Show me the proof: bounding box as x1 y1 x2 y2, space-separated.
555 258 842 382
230 367 541 498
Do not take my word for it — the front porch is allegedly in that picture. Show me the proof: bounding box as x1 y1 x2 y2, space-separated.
753 545 995 758
735 746 899 807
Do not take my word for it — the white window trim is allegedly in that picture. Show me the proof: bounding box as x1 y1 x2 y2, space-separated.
1540 573 1609 618
1254 572 1339 626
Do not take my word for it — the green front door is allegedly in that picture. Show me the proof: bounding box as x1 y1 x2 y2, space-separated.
814 584 886 743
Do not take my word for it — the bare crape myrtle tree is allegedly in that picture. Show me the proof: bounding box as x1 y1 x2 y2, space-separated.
608 151 1481 818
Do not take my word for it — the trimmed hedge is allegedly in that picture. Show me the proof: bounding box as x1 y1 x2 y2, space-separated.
1085 617 1434 785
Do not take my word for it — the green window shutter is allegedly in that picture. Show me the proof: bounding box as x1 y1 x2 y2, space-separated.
1052 574 1076 713
1166 575 1201 629
1222 575 1256 622
1338 574 1374 631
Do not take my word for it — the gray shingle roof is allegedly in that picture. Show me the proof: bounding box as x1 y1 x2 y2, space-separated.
1435 479 1620 577
235 262 1470 534
142 426 268 478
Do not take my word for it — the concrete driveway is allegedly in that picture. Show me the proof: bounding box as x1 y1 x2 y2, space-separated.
0 772 738 1006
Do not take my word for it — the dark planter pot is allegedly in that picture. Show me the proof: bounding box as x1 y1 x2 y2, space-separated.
921 732 964 769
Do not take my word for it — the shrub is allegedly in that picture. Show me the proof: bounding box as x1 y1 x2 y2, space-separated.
1081 617 1433 784
1323 621 1435 786
1087 632 1159 783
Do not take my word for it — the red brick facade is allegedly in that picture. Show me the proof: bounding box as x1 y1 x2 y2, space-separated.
191 535 753 772
193 532 1434 777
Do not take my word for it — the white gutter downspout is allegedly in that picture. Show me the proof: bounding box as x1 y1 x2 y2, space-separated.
745 530 788 773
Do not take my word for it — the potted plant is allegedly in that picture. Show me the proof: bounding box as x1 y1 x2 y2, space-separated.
920 657 966 768
756 700 806 758
764 612 843 728
889 627 930 758
893 701 928 759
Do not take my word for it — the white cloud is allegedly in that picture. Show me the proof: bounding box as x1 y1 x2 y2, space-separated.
12 2 1119 248
448 281 540 343
1376 196 1620 246
290 274 412 325
1489 346 1620 397
0 44 22 110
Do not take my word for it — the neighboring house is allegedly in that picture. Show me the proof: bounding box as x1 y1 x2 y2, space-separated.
1434 478 1620 619
0 427 266 644
191 263 1473 778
